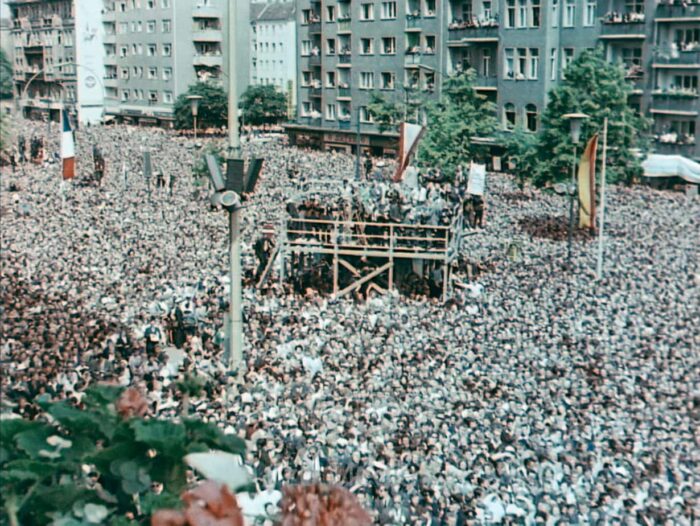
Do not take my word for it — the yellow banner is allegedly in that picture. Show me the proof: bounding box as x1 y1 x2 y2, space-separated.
578 134 598 231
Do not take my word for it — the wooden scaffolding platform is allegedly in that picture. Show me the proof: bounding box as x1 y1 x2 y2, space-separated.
269 216 458 300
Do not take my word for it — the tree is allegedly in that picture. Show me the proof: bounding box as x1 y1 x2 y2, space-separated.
366 89 426 133
417 70 498 178
0 49 12 99
498 126 538 190
240 85 287 126
526 47 650 186
174 83 227 131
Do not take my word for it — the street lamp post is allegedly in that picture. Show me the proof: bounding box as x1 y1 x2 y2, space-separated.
187 95 203 140
562 113 589 268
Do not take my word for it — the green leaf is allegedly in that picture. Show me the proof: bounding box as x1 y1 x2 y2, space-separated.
48 402 117 441
131 420 185 458
140 491 180 516
14 425 55 459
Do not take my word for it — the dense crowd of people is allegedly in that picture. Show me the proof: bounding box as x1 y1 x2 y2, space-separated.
1 119 699 524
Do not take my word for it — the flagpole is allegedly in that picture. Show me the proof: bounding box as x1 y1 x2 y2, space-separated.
596 117 608 279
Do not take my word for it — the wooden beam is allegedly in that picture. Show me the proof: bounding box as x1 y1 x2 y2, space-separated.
334 262 392 299
256 243 280 289
338 258 361 276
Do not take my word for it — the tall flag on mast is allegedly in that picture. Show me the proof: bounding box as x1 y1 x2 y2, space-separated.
578 134 598 231
393 122 425 182
61 109 75 180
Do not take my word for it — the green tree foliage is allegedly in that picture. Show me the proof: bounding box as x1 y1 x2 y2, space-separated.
0 49 13 99
527 47 650 186
240 85 287 126
0 385 245 525
174 83 227 131
417 70 497 178
498 126 538 189
366 89 426 133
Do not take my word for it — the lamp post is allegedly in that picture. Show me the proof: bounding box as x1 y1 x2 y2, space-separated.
354 105 361 180
562 112 589 268
187 95 203 140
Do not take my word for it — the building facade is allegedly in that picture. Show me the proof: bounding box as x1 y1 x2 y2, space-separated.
289 0 700 160
102 0 250 127
9 0 105 125
250 2 297 116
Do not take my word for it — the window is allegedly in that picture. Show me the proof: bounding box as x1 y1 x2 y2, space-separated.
162 19 171 33
360 106 374 123
621 47 642 69
161 0 170 7
529 48 539 79
119 45 128 57
361 3 374 20
120 67 129 79
381 1 397 19
121 90 130 101
326 38 336 55
302 40 311 56
326 5 336 21
564 0 575 27
148 67 157 79
326 103 337 120
149 91 158 102
531 0 540 27
482 48 493 75
361 38 374 54
164 92 173 104
424 35 436 53
162 67 172 80
326 71 336 87
146 20 156 32
506 0 516 27
147 44 157 56
360 71 374 88
550 48 557 80
302 102 311 116
518 0 527 27
483 0 493 18
162 44 171 56
302 71 311 86
672 75 698 93
526 104 538 131
422 70 436 90
381 71 395 89
552 0 559 26
381 37 396 54
132 66 143 78
583 0 595 25
562 48 574 77
517 48 527 79
504 48 514 77
118 22 128 34
425 0 436 16
626 0 644 13
504 103 516 129
146 0 155 8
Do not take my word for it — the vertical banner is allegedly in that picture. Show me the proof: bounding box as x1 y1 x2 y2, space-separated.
61 110 76 180
578 134 599 231
467 162 486 196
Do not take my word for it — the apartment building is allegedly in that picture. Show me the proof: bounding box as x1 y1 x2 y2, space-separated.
9 0 105 124
289 0 700 160
102 0 249 127
250 2 297 114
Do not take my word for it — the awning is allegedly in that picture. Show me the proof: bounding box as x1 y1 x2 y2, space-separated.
642 154 700 183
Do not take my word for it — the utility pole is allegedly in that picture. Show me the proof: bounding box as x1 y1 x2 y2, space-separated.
354 105 361 180
596 117 608 279
227 0 244 375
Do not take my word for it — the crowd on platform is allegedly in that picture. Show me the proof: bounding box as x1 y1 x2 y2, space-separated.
1 120 699 525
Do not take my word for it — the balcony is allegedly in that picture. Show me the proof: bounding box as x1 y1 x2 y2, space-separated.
310 87 322 97
338 54 352 65
650 95 699 115
193 54 223 67
300 116 322 127
405 52 423 66
103 10 116 22
599 17 646 39
653 138 697 158
406 15 422 29
193 29 223 42
473 75 498 89
337 19 352 32
309 54 321 66
308 21 322 33
192 6 220 18
338 87 351 98
447 22 499 43
103 33 116 44
104 77 119 88
656 2 700 21
652 49 700 68
339 120 352 129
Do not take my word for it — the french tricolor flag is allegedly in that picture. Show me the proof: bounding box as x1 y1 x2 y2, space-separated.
61 109 75 180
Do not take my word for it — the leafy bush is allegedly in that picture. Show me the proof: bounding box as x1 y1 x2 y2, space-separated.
0 386 245 526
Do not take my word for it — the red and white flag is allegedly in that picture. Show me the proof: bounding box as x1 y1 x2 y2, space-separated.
61 109 75 180
393 122 424 182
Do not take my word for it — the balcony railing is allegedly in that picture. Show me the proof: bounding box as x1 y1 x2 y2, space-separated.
473 75 498 88
308 21 322 33
339 120 351 129
192 29 223 42
337 19 351 31
656 2 700 19
653 49 700 67
339 54 352 64
308 54 322 66
310 87 322 97
447 22 499 41
650 96 700 113
653 139 696 158
300 116 322 126
338 87 351 97
600 17 646 38
406 15 422 28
